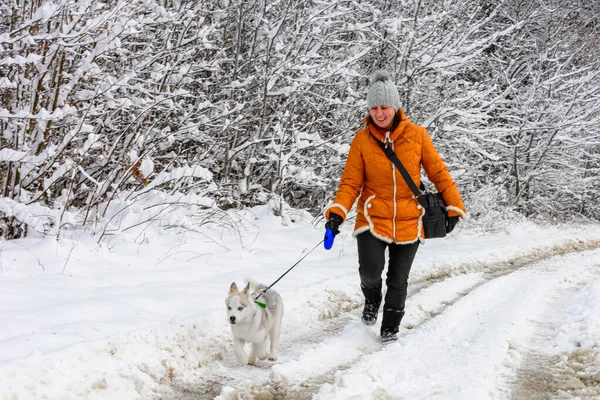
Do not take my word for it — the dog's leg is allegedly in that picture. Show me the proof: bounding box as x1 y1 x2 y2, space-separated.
248 343 258 365
255 339 269 360
233 338 248 365
268 318 282 361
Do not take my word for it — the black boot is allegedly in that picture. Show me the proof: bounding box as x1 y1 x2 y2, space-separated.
360 284 382 326
380 305 404 343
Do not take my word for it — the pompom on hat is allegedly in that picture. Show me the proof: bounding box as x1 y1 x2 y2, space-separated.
366 70 401 110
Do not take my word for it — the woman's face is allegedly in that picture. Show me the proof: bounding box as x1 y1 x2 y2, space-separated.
369 106 396 130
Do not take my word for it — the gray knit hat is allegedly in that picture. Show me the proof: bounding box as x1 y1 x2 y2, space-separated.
366 70 401 110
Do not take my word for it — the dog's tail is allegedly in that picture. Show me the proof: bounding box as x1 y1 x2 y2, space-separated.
244 277 267 291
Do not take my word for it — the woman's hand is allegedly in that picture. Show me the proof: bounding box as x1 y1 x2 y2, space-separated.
325 212 343 236
446 216 460 233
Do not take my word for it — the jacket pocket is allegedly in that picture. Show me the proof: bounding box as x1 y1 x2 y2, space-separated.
364 195 393 219
396 198 422 220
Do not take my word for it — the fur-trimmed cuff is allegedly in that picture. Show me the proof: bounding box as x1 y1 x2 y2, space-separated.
446 205 467 219
325 203 349 221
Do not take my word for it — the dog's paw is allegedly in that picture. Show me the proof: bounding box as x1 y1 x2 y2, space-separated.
247 360 256 366
268 356 277 362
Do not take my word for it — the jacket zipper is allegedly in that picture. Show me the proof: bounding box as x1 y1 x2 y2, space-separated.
385 131 397 242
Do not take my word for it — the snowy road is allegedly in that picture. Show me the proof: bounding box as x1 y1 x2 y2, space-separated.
2 217 600 400
157 241 600 400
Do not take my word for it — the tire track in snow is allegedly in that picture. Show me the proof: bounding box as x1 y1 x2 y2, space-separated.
310 250 600 399
157 238 600 400
508 254 600 400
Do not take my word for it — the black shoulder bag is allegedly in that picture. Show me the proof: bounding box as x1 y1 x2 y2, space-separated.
372 136 448 239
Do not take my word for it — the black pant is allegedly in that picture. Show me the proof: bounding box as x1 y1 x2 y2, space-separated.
357 231 419 311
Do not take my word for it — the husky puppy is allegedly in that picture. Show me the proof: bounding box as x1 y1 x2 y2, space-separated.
226 281 284 365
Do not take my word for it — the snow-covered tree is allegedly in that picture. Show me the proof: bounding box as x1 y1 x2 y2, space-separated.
1 0 598 239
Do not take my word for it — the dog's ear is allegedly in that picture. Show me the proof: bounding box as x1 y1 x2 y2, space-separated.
229 282 239 294
241 282 250 295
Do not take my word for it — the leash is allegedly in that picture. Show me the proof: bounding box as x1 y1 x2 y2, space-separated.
253 238 325 308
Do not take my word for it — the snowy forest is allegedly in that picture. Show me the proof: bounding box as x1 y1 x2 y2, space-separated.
1 0 599 240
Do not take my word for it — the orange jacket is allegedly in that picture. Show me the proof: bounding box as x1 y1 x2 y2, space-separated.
325 109 466 244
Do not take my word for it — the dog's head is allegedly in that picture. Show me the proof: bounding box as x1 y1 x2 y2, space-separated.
225 282 253 325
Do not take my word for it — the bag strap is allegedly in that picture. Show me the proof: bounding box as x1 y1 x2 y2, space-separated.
371 133 428 208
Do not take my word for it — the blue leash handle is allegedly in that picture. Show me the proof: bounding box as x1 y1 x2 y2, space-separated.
324 229 335 250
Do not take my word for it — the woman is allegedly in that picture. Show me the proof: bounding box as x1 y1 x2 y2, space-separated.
324 70 466 342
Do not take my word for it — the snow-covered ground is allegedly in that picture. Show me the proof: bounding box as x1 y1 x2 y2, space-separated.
1 204 599 400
